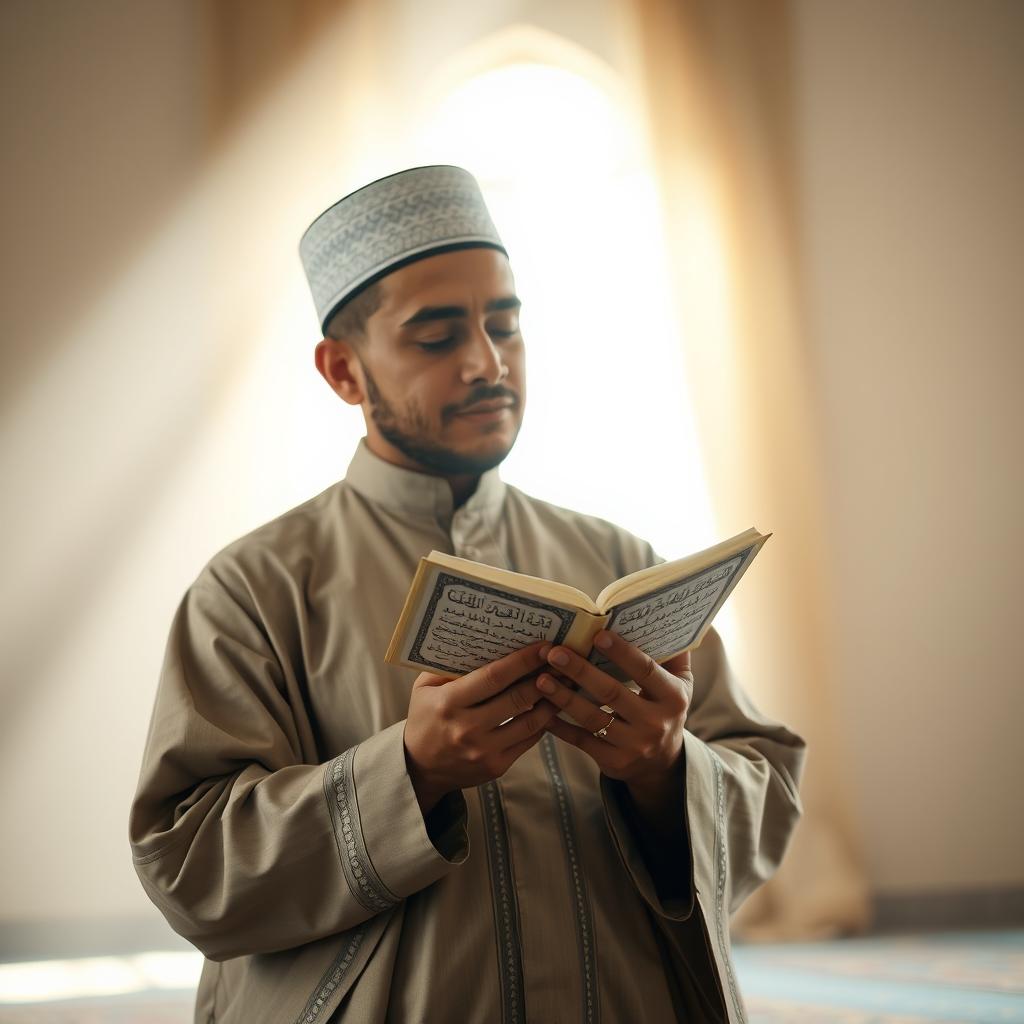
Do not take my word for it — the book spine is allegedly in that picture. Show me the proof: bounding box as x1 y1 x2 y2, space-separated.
563 611 611 657
384 558 431 665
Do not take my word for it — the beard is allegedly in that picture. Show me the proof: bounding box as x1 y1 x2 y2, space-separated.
361 362 521 476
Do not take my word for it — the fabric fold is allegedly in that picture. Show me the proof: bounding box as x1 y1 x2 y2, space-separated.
128 575 464 964
344 719 470 901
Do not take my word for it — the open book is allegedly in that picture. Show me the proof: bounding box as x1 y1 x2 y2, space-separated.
385 527 769 678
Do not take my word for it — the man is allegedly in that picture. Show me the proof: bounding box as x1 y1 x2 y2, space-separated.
129 165 805 1023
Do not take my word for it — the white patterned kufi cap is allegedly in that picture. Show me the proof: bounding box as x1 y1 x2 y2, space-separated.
299 165 507 334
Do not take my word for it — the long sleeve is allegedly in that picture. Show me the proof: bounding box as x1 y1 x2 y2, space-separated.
128 574 468 963
601 626 806 919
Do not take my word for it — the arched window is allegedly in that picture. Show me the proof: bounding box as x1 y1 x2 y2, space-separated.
405 28 719 565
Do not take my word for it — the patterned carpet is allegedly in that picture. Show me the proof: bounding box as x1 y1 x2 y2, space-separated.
0 930 1020 1022
735 930 1024 1023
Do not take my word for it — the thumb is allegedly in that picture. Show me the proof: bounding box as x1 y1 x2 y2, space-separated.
412 670 457 688
661 649 692 679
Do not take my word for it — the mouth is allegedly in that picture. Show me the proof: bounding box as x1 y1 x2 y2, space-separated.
455 398 516 417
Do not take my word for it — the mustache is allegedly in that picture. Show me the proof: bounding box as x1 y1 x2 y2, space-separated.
442 385 520 422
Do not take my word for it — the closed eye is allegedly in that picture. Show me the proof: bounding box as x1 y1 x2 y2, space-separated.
416 337 455 352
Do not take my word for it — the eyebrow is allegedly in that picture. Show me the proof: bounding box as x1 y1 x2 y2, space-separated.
400 296 521 327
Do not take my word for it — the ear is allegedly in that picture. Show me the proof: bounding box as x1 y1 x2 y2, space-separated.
315 337 365 405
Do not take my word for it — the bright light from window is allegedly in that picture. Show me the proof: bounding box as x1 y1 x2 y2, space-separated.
410 60 722 566
0 952 202 1003
421 63 631 183
245 50 737 647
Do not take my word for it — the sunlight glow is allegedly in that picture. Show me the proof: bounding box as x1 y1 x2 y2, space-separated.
0 952 202 1004
411 60 721 563
252 50 737 642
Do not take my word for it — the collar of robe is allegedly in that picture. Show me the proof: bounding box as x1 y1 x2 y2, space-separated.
343 437 507 527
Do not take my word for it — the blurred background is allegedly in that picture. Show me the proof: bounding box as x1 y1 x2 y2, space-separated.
1 0 1022 1016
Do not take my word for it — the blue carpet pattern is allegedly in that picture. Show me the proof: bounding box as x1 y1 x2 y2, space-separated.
735 930 1024 1023
0 930 1020 1022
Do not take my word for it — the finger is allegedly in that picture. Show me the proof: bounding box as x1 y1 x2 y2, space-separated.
660 649 692 680
544 644 644 718
494 698 559 750
499 723 550 764
412 669 459 689
660 649 695 706
590 631 678 700
472 676 547 729
536 673 632 739
545 715 621 769
446 642 548 707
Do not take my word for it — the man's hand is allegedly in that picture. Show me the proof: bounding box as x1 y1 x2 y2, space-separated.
404 641 558 815
536 631 694 798
537 631 695 900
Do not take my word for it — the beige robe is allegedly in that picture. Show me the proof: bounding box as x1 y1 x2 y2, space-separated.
129 440 805 1023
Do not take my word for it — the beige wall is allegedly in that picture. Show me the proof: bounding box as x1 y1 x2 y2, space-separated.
0 0 1020 939
792 0 1024 892
0 0 216 925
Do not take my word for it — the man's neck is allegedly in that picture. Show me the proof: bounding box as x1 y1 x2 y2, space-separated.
363 435 481 510
447 474 480 510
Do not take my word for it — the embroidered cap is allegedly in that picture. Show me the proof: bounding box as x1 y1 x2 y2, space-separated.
299 165 507 334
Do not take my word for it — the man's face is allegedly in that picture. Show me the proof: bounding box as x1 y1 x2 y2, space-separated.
354 247 526 477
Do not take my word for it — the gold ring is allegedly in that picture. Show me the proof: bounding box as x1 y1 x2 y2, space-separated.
592 712 615 740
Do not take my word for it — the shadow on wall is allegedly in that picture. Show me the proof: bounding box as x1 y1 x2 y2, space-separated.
1 0 340 410
0 0 353 728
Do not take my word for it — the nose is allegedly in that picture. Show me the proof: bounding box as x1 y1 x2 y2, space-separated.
460 324 507 386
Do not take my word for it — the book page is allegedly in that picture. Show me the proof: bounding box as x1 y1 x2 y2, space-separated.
426 550 600 614
407 571 578 675
595 526 766 610
589 547 753 674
